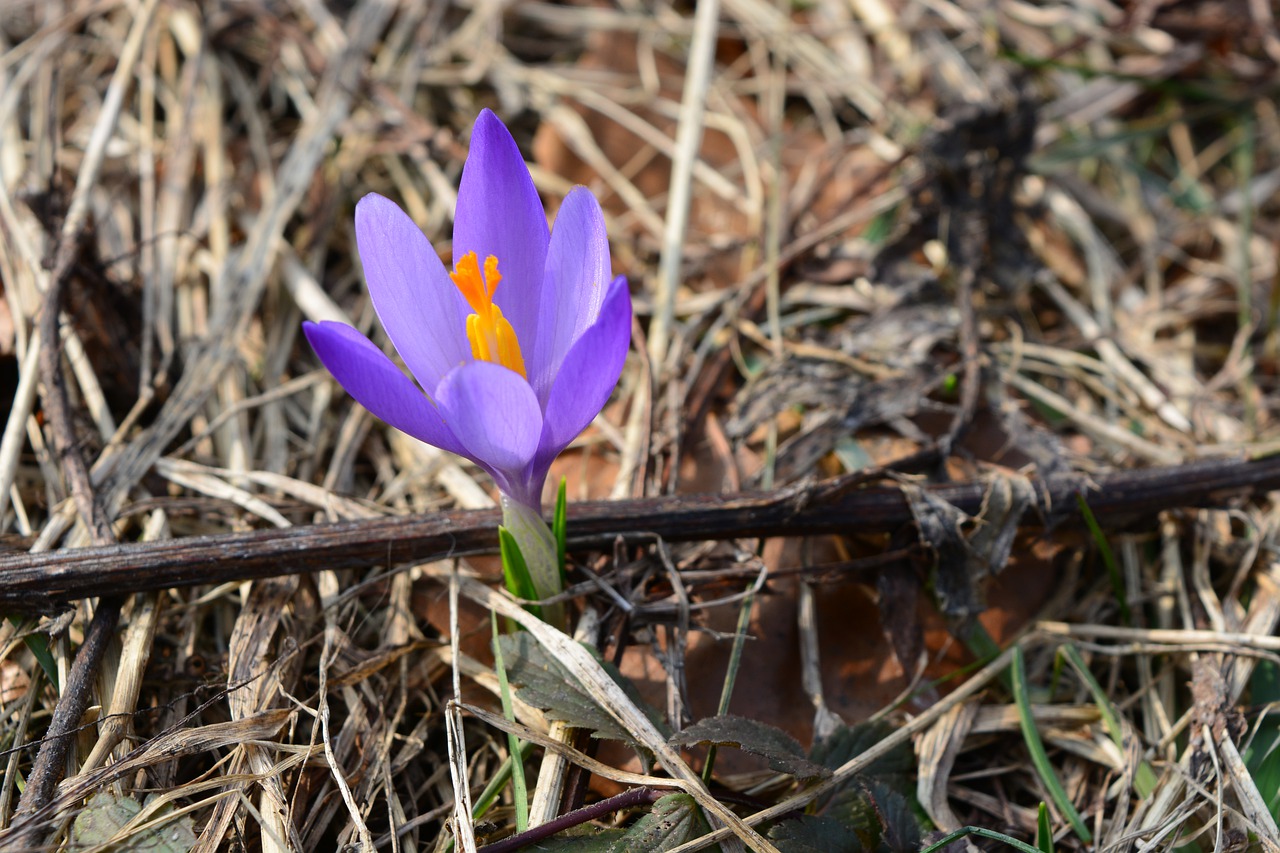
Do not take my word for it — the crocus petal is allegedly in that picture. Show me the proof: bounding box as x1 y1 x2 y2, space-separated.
453 110 548 346
303 321 467 458
529 187 611 403
533 275 631 474
436 361 543 491
355 193 471 393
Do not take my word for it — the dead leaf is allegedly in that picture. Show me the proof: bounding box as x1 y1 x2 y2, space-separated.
671 714 831 780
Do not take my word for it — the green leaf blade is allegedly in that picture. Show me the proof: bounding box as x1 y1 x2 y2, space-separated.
500 526 542 621
1012 646 1092 843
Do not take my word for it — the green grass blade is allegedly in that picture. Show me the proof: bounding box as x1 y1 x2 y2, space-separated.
1012 646 1092 842
702 585 757 783
1036 802 1054 853
1059 643 1158 796
1075 495 1130 625
553 477 567 588
491 611 529 833
921 826 1045 853
959 619 1014 693
9 617 58 691
470 740 535 821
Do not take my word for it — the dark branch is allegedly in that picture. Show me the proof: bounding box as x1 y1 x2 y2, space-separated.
4 454 1279 612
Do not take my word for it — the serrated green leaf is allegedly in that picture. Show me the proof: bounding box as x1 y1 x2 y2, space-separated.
609 793 709 853
672 715 830 780
807 721 917 818
810 721 914 780
831 788 878 842
769 814 865 853
73 792 140 847
825 780 924 853
496 632 669 752
71 791 197 852
870 781 924 853
526 826 627 851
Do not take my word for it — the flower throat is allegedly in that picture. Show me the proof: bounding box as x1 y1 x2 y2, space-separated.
450 252 527 378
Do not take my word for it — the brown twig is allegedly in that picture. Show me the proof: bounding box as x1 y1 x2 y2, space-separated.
8 144 126 838
476 786 668 853
6 602 119 827
2 454 1279 611
6 153 127 846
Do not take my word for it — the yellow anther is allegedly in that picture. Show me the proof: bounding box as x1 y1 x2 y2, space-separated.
451 251 526 378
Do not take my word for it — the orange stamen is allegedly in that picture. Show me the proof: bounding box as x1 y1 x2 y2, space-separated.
450 251 526 378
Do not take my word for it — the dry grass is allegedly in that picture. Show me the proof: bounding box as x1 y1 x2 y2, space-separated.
1 0 1279 850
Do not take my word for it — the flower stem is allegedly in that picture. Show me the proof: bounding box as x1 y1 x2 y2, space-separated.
500 494 564 629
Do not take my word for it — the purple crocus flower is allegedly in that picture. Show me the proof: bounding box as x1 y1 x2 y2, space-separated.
303 110 631 516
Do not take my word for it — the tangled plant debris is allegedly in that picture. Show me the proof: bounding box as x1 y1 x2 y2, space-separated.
0 2 1278 851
